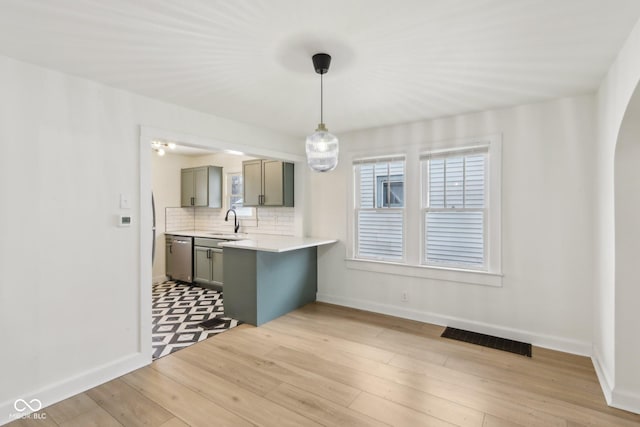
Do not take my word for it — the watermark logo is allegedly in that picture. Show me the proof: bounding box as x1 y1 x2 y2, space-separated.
14 398 42 412
9 398 46 421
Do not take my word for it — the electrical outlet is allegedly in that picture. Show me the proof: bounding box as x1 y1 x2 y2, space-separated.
401 291 409 302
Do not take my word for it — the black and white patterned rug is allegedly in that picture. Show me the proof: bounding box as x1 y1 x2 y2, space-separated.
152 281 240 360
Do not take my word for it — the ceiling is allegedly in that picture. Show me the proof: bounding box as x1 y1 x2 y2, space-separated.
1 0 639 137
163 144 216 157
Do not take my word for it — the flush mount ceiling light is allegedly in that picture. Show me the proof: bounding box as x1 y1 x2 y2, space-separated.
306 53 339 172
224 149 245 156
151 140 176 156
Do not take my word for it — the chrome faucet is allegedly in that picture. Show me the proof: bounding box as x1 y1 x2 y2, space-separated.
224 208 240 233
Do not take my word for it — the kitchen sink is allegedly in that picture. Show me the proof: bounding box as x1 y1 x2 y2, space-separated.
208 233 248 240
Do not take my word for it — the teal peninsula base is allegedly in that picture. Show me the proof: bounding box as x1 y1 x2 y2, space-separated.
223 246 318 326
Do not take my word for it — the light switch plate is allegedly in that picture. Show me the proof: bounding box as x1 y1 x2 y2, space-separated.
120 193 131 209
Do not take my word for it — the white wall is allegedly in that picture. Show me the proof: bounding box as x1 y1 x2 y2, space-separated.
151 152 192 282
0 54 301 424
593 17 640 413
310 94 596 354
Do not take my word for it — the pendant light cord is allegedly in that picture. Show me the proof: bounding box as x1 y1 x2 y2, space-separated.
320 72 324 124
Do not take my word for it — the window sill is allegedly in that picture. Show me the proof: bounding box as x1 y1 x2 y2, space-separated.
345 258 503 287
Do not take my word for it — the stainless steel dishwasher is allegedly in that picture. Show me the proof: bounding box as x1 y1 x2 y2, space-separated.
165 235 193 282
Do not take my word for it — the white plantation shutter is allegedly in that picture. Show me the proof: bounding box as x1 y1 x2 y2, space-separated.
421 147 488 268
354 157 405 261
357 210 404 258
425 211 484 265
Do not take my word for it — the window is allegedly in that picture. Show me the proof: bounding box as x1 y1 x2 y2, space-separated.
227 172 254 217
347 136 501 285
354 157 405 261
377 175 404 207
421 147 488 269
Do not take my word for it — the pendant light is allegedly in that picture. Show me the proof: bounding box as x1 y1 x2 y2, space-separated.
306 53 339 172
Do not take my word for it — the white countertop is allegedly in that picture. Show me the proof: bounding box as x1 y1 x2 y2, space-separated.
219 236 337 253
165 230 337 252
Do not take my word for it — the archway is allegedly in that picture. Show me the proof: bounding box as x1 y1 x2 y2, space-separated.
613 81 640 405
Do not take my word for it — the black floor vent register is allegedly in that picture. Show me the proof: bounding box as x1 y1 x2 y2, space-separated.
441 327 532 357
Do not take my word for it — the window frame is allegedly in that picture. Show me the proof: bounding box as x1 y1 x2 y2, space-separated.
421 147 489 271
376 174 404 208
226 172 255 219
346 135 502 287
353 156 407 263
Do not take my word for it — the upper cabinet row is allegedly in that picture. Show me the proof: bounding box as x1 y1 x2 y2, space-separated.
243 159 294 207
181 166 223 208
179 160 293 209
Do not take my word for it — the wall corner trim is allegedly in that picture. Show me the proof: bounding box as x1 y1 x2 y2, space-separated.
591 346 613 405
586 347 640 414
0 352 149 426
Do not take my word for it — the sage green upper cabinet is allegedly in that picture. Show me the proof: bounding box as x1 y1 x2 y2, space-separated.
181 166 223 208
181 169 195 207
242 160 263 207
263 160 285 206
242 159 294 207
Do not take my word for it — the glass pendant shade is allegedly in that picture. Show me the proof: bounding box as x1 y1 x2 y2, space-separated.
306 53 338 172
306 123 339 172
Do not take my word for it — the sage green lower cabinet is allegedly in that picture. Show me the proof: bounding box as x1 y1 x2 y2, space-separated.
223 247 317 326
193 238 224 291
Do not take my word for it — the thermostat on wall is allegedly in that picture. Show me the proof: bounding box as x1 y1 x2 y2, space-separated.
119 215 132 227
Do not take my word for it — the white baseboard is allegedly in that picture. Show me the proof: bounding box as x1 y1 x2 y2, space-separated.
593 345 640 415
591 346 613 405
153 274 168 284
316 293 592 356
611 387 640 415
0 352 149 426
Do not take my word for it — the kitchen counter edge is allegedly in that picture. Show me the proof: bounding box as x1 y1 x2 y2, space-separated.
219 237 337 253
165 230 337 253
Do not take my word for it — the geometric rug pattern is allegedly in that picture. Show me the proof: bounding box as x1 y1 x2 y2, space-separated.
152 281 240 360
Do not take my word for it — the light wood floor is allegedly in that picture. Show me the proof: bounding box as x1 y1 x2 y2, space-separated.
10 303 640 427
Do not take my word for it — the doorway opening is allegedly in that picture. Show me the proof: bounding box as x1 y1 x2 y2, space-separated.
613 81 640 399
139 126 304 361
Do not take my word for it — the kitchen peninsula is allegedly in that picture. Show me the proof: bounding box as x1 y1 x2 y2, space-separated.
220 236 336 326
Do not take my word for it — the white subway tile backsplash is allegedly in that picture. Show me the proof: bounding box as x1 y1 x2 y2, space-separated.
165 207 196 232
165 206 295 236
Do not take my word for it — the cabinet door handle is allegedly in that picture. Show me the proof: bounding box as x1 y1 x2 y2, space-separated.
169 244 172 254
191 197 195 206
207 249 211 259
